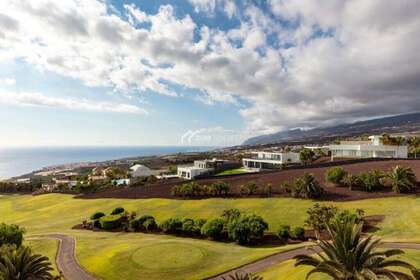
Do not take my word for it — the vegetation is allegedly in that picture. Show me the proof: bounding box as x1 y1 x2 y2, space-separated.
277 225 291 240
227 214 268 245
99 214 123 230
291 227 305 240
172 182 230 198
0 245 56 280
359 170 385 192
342 174 363 190
294 217 416 279
0 223 25 247
304 204 338 240
299 148 315 165
90 211 105 220
240 182 258 196
221 271 263 280
325 167 347 185
283 173 324 199
111 207 125 215
159 218 183 234
387 165 417 193
216 168 249 176
201 218 225 240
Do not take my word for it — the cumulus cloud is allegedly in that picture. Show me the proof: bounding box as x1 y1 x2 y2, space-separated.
0 90 147 114
1 0 420 137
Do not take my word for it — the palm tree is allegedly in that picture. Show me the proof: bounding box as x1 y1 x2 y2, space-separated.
293 173 324 199
408 137 420 158
387 166 417 193
294 217 416 279
0 246 55 280
222 271 263 280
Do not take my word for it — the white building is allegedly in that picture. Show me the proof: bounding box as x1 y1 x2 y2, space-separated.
177 158 232 180
130 164 155 178
329 135 408 160
242 151 300 170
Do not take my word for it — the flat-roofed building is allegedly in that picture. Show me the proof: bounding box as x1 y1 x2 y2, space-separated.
242 151 300 171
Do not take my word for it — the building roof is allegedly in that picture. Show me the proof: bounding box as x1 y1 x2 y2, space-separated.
130 164 151 171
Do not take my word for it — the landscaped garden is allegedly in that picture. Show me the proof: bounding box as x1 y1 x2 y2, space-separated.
0 190 419 279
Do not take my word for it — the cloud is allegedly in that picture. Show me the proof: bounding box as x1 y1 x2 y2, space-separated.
1 0 420 137
181 126 247 146
0 90 147 114
0 77 16 86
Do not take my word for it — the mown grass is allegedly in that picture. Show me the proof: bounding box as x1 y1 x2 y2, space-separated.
259 249 420 280
0 194 419 279
25 238 59 274
216 168 250 176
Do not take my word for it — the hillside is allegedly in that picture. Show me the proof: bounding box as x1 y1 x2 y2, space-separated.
243 112 420 146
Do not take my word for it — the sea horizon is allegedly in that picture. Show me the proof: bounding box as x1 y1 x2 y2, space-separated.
0 145 219 179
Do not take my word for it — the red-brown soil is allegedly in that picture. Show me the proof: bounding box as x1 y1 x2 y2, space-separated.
79 159 420 201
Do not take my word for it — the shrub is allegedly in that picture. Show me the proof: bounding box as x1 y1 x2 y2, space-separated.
0 223 25 247
342 174 362 190
305 203 338 240
143 217 157 231
277 225 291 240
292 173 324 199
99 214 122 230
159 218 182 234
325 167 348 185
227 214 268 245
240 182 258 196
93 220 101 228
90 212 105 220
111 207 125 215
208 182 230 196
264 183 273 196
334 209 364 225
171 182 202 197
387 166 417 193
291 227 305 240
359 170 384 192
201 218 225 240
181 218 196 235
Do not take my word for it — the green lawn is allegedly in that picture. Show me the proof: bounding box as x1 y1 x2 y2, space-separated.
0 194 419 279
215 168 250 176
259 249 420 280
25 238 59 275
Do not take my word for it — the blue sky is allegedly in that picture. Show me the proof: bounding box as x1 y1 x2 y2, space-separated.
0 0 419 147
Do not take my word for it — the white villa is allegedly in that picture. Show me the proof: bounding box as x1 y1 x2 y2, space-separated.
177 158 233 180
242 151 300 170
329 135 408 160
130 164 155 178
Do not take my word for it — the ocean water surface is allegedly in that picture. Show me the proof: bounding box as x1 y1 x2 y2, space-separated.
0 146 214 178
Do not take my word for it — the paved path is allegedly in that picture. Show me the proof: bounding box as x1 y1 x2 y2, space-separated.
207 242 420 279
28 234 99 280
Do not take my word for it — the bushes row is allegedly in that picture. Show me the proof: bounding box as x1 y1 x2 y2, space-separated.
171 181 230 197
326 165 417 193
277 225 305 241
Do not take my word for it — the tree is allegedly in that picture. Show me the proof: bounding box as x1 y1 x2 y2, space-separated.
292 173 324 199
0 223 25 248
408 137 420 158
227 214 268 245
304 204 338 240
221 271 263 280
0 246 55 280
359 170 384 192
299 148 315 165
387 166 417 193
201 218 225 240
294 217 416 279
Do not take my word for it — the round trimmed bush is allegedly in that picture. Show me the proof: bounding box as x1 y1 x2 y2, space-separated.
100 214 122 230
326 167 347 185
201 218 225 240
292 227 305 240
227 214 268 245
90 212 105 220
277 225 291 240
143 217 157 231
111 207 125 215
159 218 183 234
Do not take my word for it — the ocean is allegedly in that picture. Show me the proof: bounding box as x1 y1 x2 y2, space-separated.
0 146 215 178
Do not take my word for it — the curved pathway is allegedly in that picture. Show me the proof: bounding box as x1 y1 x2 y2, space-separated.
207 242 420 279
28 234 99 280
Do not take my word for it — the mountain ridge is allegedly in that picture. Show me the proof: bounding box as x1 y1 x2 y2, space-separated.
243 112 420 146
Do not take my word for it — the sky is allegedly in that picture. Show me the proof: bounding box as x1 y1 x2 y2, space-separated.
0 0 419 147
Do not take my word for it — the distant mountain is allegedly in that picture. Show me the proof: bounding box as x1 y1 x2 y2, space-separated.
243 112 420 146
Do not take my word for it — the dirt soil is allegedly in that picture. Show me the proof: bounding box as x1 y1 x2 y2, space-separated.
80 159 420 201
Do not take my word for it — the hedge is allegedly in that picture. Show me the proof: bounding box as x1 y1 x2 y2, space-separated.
100 214 122 230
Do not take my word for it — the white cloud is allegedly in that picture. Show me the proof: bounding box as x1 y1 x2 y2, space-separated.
0 90 147 114
1 0 420 137
181 126 247 146
0 77 16 86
